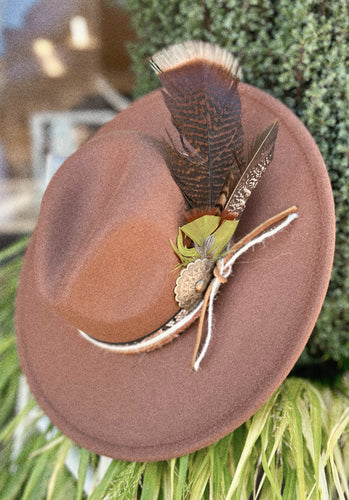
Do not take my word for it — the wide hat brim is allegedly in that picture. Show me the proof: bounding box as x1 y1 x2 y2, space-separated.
16 85 335 462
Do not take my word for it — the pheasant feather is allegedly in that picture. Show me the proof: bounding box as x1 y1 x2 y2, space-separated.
150 41 244 209
216 120 279 217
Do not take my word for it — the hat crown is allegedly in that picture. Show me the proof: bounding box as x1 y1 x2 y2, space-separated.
34 131 182 343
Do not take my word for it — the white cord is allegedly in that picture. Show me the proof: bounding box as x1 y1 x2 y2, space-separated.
193 212 298 370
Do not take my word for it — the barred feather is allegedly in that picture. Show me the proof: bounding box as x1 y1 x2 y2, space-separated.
150 41 244 209
216 121 279 217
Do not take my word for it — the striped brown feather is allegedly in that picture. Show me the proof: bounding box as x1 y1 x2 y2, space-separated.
150 41 244 209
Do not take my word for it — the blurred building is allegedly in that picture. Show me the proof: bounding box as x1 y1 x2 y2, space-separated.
0 0 135 240
0 0 135 178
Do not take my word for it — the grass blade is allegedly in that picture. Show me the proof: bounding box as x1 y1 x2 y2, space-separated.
176 454 189 500
46 438 73 500
88 461 127 500
21 451 50 500
226 392 278 499
141 462 162 500
76 448 90 500
0 398 37 442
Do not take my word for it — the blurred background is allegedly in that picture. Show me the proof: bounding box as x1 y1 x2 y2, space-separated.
0 0 135 248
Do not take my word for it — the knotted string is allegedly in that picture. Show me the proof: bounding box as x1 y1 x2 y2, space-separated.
191 206 299 371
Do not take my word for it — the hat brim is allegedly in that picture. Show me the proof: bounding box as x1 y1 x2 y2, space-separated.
16 86 335 461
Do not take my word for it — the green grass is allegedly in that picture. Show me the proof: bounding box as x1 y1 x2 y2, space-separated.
0 238 348 498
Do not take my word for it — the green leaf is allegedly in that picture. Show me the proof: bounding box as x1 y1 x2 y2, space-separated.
180 216 222 245
0 458 32 500
226 392 278 499
325 407 349 499
286 390 306 500
21 451 50 500
188 460 210 500
102 461 144 500
46 438 73 500
141 462 162 500
175 233 200 264
76 448 90 500
172 215 238 265
282 465 297 500
175 455 189 500
181 216 238 254
0 335 15 355
0 237 28 266
28 435 65 458
0 398 37 442
296 384 323 499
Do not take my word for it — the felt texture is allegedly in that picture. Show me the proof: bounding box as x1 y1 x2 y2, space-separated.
34 132 181 342
16 85 335 462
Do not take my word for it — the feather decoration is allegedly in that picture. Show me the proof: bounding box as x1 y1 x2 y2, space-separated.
151 41 279 221
215 120 279 217
150 40 280 275
150 41 244 209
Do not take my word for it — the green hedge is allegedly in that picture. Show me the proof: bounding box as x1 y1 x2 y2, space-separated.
124 0 349 370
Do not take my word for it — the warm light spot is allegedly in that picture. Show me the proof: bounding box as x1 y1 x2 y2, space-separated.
70 16 90 50
32 38 53 57
32 38 66 78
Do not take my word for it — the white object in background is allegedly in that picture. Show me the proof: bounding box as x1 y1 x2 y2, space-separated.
44 154 67 191
70 16 90 50
0 178 40 234
11 375 43 464
30 110 116 193
32 38 66 78
96 456 113 482
95 74 131 111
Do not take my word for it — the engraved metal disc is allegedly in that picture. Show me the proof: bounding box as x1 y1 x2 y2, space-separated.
174 258 214 311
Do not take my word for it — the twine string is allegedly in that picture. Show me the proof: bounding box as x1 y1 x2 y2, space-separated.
192 208 299 371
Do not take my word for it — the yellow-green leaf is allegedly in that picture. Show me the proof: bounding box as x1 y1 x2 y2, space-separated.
172 215 239 265
180 216 221 244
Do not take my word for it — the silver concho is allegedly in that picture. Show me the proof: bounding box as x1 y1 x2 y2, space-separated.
174 258 214 310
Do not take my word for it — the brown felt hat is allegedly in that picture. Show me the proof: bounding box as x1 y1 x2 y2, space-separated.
16 83 335 461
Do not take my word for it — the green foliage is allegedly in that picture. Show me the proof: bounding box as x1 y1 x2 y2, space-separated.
124 0 349 367
171 215 238 266
0 237 28 431
0 239 348 499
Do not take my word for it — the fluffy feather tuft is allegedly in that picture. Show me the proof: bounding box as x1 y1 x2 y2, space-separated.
150 40 242 79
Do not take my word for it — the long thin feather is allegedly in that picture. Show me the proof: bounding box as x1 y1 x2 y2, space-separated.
150 41 244 209
216 120 279 217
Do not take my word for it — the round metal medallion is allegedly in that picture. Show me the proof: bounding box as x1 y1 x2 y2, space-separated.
174 258 214 310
